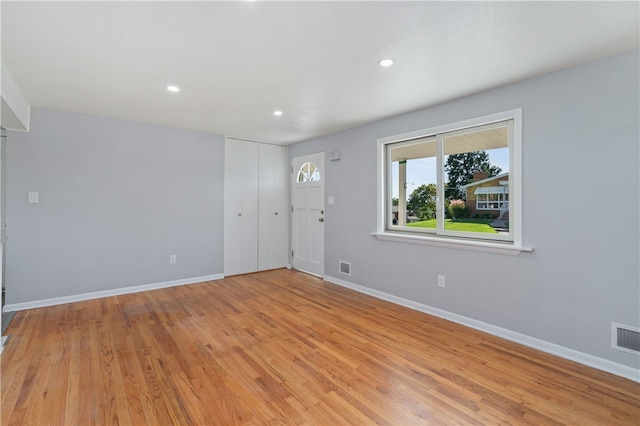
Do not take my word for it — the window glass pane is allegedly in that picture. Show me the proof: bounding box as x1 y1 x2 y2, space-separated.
309 163 320 181
297 163 307 182
297 162 320 182
443 123 509 235
388 138 437 228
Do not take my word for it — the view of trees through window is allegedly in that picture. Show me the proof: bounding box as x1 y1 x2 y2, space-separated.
388 119 512 241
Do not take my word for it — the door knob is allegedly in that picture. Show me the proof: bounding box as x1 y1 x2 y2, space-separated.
319 217 324 222
237 213 242 216
275 212 278 215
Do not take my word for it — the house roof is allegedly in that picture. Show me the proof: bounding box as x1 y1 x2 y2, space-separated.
1 2 638 143
460 173 509 189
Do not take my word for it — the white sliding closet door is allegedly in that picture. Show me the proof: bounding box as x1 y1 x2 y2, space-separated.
225 138 287 276
258 143 287 271
224 139 259 276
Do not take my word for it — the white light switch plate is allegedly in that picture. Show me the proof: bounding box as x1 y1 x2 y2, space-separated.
28 192 39 203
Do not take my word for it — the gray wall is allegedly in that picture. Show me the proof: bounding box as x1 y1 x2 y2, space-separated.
6 108 225 304
289 49 640 368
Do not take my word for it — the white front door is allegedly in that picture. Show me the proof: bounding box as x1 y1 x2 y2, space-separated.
291 153 324 277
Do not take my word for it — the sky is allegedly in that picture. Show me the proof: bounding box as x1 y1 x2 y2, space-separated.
391 147 509 199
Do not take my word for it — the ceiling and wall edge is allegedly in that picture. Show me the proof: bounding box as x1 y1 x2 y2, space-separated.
1 60 30 132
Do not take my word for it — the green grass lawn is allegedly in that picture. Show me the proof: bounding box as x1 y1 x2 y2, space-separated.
406 218 498 233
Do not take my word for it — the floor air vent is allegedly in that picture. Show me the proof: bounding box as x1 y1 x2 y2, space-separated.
339 261 351 276
611 322 640 354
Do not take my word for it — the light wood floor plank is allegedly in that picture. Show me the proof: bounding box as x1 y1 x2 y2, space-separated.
2 269 639 425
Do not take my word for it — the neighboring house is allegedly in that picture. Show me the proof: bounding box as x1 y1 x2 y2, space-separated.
460 172 509 218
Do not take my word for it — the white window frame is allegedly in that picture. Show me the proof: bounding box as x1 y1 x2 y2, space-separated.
373 108 532 255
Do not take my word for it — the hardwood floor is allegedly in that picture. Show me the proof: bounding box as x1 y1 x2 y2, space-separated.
1 269 638 425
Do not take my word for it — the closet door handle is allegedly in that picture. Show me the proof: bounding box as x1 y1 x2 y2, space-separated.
318 217 324 222
237 213 242 216
275 212 278 215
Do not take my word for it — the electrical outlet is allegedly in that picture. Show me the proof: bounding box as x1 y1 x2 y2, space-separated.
437 274 446 288
169 255 177 264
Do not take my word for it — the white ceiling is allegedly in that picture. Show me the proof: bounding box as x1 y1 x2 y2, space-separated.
2 1 638 144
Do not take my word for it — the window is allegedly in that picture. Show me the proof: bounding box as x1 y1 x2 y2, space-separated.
297 161 320 182
475 188 508 211
376 109 526 252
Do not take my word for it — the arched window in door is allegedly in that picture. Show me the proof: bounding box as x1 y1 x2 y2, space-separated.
297 161 320 182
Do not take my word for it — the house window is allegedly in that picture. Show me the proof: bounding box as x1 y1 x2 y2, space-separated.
476 189 509 210
377 109 523 249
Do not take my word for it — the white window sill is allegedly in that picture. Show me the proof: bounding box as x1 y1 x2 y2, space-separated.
371 232 533 255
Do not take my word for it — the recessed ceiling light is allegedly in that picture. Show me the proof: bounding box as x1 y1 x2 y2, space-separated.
167 85 180 93
273 110 283 116
379 58 394 67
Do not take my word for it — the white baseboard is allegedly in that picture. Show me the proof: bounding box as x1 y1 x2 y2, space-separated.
3 273 225 313
324 275 640 383
0 336 6 355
